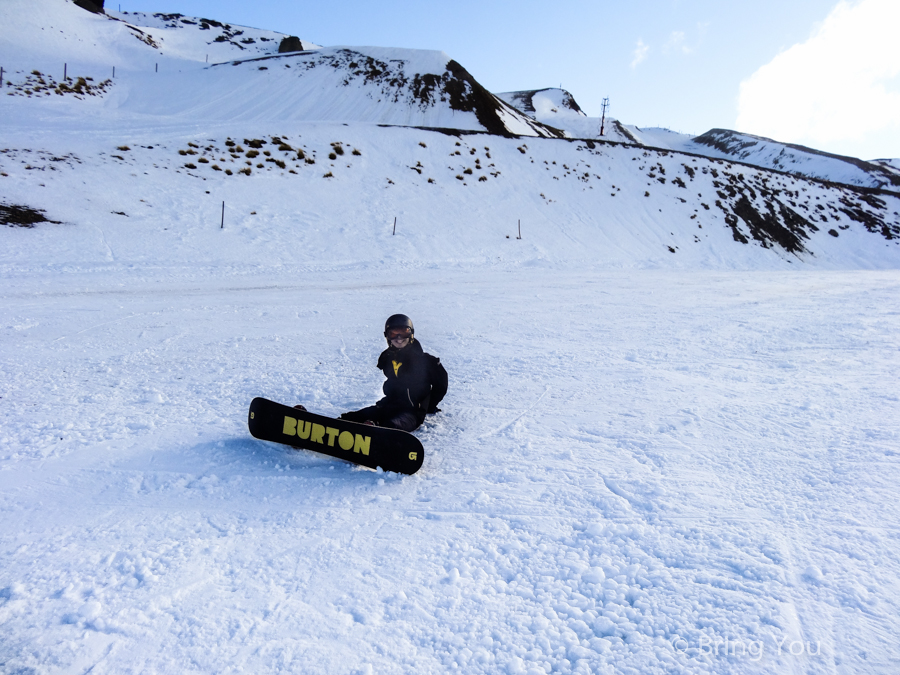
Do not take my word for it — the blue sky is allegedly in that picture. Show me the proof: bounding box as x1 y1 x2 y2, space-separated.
116 0 899 159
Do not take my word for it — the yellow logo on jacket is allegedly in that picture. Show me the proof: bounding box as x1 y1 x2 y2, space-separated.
392 360 402 376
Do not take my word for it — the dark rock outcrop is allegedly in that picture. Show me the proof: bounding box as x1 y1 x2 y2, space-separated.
74 0 105 14
278 36 306 53
1 203 61 227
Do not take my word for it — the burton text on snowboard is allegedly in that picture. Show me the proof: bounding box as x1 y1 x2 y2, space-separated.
248 397 424 474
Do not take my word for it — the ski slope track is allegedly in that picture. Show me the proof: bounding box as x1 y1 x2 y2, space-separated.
2 1 900 673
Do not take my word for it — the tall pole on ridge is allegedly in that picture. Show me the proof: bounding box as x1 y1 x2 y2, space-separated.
599 97 610 137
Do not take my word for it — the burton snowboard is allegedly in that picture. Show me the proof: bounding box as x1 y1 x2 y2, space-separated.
248 397 424 474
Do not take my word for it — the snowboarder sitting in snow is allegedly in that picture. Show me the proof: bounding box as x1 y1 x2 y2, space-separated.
339 314 447 432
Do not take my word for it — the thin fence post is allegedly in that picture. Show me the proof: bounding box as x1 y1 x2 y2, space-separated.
517 219 522 240
64 63 67 81
0 67 4 88
220 201 225 229
393 216 397 235
112 66 115 78
155 63 158 73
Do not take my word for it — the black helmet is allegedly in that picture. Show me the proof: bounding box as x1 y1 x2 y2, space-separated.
384 314 414 344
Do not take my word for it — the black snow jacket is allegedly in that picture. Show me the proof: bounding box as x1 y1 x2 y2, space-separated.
341 338 447 430
374 339 447 425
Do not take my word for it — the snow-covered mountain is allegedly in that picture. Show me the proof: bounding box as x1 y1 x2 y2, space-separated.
5 0 897 179
1 0 562 137
1 0 304 72
686 129 900 191
2 0 897 267
113 46 565 135
500 90 900 191
874 158 900 174
497 88 645 148
497 88 628 143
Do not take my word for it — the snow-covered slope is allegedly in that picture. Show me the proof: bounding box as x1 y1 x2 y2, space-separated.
607 125 900 193
3 262 899 675
1 1 897 268
0 0 312 73
2 120 898 270
686 129 900 191
106 8 317 61
498 88 636 144
114 46 565 135
498 89 900 191
498 88 586 118
2 0 562 136
874 158 900 174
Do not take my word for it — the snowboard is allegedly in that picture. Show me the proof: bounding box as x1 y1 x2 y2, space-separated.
247 397 424 475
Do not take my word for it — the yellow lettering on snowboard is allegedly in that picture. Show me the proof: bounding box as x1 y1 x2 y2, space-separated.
354 434 371 455
339 431 355 451
281 415 369 456
283 416 297 436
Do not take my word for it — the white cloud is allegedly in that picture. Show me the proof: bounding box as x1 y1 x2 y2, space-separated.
664 31 691 55
736 0 900 159
631 39 649 69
